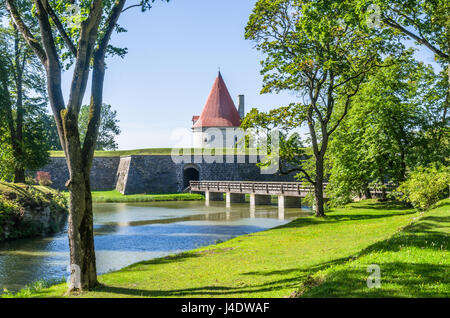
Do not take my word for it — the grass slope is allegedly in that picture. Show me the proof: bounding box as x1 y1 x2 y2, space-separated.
298 199 449 297
50 148 260 158
0 182 67 242
50 148 176 157
10 199 448 298
89 190 204 203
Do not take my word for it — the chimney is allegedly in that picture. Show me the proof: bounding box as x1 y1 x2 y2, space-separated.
238 95 245 120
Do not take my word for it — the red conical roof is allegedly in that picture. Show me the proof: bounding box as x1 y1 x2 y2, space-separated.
193 72 241 128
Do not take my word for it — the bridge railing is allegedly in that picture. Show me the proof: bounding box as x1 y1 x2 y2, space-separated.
190 180 395 199
190 181 323 196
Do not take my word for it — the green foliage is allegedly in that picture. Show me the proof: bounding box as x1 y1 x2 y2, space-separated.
369 0 449 66
19 102 52 171
2 278 66 298
0 127 14 181
39 114 62 151
87 190 204 203
397 165 450 210
0 182 68 241
327 52 447 204
79 103 121 151
0 199 20 239
46 0 169 69
0 5 50 180
48 103 121 151
245 0 399 216
241 106 311 181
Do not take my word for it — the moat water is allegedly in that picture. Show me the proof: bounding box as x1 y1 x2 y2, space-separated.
0 201 311 292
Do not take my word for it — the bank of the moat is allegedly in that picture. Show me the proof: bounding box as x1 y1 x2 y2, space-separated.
0 182 67 242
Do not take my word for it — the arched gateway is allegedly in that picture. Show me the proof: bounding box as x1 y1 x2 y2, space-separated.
183 164 200 190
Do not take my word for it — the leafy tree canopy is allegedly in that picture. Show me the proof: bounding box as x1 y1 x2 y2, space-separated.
79 103 121 151
327 51 448 204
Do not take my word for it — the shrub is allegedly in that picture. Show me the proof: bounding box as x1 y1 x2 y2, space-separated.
396 165 450 210
36 171 52 187
25 176 36 185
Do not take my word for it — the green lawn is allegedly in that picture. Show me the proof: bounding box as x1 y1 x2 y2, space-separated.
50 148 176 157
63 190 204 203
50 148 259 157
7 199 448 298
299 200 449 297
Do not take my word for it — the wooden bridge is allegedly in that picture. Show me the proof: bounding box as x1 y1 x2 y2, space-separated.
190 181 322 197
190 180 394 209
190 181 323 209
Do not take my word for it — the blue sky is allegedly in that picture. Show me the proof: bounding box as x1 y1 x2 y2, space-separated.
57 0 438 150
60 0 300 149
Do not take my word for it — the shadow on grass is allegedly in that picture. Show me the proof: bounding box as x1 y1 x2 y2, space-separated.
241 257 352 277
301 262 449 298
358 214 450 254
93 269 316 297
279 210 416 230
122 252 201 270
299 204 450 297
345 200 413 211
94 257 354 297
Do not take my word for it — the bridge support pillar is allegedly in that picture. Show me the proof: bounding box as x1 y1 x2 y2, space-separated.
278 195 301 209
205 191 223 205
249 194 272 207
226 193 246 207
249 206 256 218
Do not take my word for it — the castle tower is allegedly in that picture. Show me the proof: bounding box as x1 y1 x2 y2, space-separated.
192 72 244 148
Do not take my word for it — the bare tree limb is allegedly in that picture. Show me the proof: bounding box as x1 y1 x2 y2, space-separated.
122 3 141 13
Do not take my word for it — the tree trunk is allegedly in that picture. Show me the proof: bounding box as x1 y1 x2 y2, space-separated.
14 168 25 183
380 188 387 201
364 185 372 199
314 157 325 217
67 171 97 290
11 25 25 184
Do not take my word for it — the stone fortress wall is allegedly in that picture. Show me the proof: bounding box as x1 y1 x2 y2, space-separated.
41 155 297 194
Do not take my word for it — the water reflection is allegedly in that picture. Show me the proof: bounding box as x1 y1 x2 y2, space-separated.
0 200 311 292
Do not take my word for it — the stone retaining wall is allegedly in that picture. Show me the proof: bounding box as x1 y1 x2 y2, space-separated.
40 155 297 194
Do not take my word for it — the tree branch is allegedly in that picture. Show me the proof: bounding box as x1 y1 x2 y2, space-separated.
383 17 448 59
67 0 103 115
327 80 362 137
82 0 126 166
5 0 47 64
279 165 315 185
97 0 127 54
40 0 77 56
33 0 68 153
122 4 141 13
